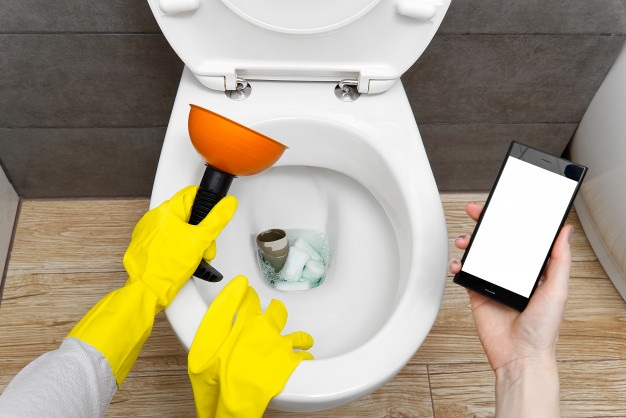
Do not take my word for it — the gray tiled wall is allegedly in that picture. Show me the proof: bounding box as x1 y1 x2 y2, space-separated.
1 1 625 197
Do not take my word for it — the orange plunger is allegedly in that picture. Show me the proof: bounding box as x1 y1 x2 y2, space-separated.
187 104 287 282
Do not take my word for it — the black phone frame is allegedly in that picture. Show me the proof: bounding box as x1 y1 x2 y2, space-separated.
453 141 587 311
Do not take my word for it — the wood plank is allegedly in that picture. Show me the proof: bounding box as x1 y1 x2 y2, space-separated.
265 363 433 418
428 360 626 418
106 371 195 417
0 270 126 373
559 360 626 417
428 362 495 417
559 276 626 361
7 199 147 274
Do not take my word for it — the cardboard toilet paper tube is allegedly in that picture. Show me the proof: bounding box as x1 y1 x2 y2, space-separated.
256 229 289 272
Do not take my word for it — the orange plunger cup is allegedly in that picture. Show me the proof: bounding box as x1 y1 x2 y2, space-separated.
187 104 287 282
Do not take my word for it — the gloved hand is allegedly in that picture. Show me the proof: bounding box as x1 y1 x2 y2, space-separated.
68 186 238 386
123 185 238 311
188 275 314 418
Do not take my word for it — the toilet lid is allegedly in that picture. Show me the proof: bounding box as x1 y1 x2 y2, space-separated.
147 0 450 92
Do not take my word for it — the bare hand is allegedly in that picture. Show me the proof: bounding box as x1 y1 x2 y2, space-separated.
449 202 572 371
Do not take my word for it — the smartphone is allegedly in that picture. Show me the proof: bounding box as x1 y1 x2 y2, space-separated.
453 141 587 311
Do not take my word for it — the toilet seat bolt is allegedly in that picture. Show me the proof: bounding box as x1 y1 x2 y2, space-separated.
225 78 252 101
335 79 360 102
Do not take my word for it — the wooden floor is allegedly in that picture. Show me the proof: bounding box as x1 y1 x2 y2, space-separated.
2 194 625 417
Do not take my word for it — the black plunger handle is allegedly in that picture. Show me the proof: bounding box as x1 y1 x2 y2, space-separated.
189 165 235 282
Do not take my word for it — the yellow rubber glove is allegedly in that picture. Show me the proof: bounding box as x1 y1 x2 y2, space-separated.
68 186 238 386
188 275 314 418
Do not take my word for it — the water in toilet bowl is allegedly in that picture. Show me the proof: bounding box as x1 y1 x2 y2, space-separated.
209 165 400 358
256 228 332 291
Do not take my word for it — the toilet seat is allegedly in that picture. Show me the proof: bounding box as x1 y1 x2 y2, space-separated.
147 0 450 92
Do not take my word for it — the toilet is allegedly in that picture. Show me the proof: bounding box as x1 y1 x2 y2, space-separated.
569 41 626 302
147 0 450 412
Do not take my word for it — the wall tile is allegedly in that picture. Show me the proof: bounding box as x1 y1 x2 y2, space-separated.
419 123 578 191
2 2 625 196
0 0 160 33
0 128 165 198
403 34 625 124
0 34 182 128
440 0 626 35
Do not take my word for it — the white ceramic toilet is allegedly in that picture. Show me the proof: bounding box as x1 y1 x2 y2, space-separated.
569 41 626 302
147 0 450 412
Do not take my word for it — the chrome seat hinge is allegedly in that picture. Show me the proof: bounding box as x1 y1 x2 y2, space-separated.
335 79 361 102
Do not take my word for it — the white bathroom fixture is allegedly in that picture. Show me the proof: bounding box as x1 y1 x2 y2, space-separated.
569 41 626 301
147 0 450 412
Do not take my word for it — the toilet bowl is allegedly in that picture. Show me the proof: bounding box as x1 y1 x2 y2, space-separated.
147 0 450 411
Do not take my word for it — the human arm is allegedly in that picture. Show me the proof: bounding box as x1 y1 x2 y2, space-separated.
449 202 571 418
67 186 237 386
0 338 116 418
0 186 237 416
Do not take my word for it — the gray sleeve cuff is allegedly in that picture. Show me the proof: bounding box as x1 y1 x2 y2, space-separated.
0 337 117 417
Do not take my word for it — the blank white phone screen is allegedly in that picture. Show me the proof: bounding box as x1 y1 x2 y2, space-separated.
462 156 577 297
